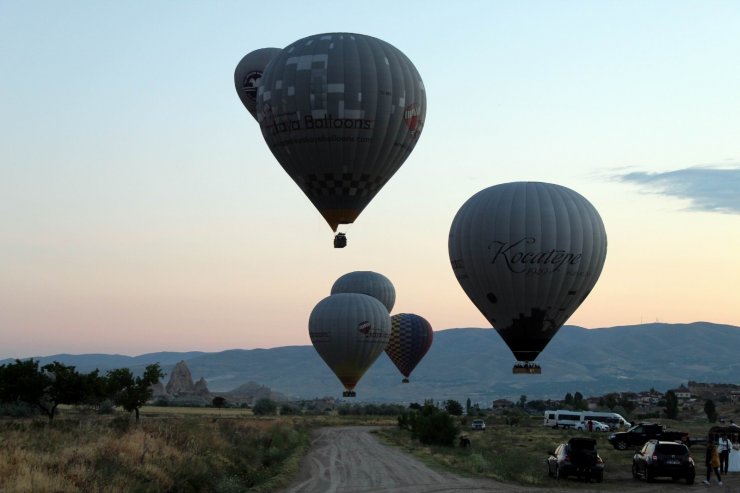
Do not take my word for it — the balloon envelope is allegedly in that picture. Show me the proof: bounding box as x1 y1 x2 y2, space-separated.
234 47 282 120
386 313 433 381
448 182 607 363
256 32 426 231
331 271 396 312
308 293 391 394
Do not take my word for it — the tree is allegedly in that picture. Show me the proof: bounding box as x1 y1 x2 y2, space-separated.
0 359 49 408
38 362 87 422
664 390 679 419
253 398 277 415
704 399 718 423
518 394 527 408
466 397 471 415
564 392 573 405
409 401 459 446
107 364 164 422
444 399 463 416
212 396 227 408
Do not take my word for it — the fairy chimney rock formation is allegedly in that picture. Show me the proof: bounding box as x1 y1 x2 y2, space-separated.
165 360 195 395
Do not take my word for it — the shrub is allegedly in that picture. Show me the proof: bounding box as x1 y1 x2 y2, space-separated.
253 398 277 416
404 403 459 446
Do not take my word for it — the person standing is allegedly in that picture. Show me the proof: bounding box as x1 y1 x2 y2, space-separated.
718 434 733 474
704 442 723 486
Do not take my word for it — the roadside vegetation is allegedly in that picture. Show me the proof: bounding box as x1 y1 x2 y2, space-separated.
379 411 728 489
0 413 309 493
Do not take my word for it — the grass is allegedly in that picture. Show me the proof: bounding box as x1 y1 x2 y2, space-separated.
1 407 720 491
0 412 309 493
377 415 718 489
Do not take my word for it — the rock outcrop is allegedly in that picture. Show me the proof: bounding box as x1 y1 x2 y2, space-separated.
151 360 212 405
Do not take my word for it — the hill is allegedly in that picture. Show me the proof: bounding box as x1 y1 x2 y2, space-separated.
3 322 738 403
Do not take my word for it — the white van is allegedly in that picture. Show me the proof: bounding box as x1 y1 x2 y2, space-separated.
544 410 631 430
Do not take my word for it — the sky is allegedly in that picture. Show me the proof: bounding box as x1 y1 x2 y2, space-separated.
1 1 739 359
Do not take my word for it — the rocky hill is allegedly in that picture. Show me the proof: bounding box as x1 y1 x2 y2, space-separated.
5 322 740 403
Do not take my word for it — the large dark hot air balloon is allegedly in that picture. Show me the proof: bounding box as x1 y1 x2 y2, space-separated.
330 270 396 312
234 48 282 120
255 32 426 247
386 313 433 383
448 182 607 374
309 293 391 397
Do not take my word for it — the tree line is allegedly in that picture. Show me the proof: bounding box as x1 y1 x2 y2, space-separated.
0 359 163 422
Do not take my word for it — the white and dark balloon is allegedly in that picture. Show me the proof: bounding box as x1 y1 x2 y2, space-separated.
308 293 391 396
448 182 607 365
330 270 396 312
253 32 426 233
234 47 282 120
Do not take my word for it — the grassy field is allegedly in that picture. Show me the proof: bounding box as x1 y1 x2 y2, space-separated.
0 412 309 493
377 415 721 490
0 407 725 492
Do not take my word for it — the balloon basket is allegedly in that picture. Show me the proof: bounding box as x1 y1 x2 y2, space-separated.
402 378 409 383
334 233 347 248
342 390 356 397
512 362 541 374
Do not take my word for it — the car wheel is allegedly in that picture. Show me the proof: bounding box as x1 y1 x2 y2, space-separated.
616 440 628 450
646 468 654 483
556 466 567 480
594 472 603 483
686 474 695 485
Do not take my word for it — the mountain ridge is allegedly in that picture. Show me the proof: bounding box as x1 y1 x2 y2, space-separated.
3 322 738 402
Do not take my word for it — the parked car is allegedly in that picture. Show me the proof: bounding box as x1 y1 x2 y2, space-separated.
470 419 486 430
547 437 604 482
609 422 691 450
576 420 610 432
632 440 695 484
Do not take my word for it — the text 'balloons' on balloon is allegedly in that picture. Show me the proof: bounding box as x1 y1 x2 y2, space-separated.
331 271 396 312
386 313 433 383
254 32 427 239
448 182 607 373
234 47 282 120
308 293 391 397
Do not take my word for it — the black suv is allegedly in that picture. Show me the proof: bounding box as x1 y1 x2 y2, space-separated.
547 437 604 482
632 440 695 484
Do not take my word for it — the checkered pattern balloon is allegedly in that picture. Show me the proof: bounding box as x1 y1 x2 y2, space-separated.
385 313 433 381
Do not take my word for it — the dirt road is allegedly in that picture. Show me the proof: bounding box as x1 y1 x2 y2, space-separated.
279 426 515 493
279 426 737 493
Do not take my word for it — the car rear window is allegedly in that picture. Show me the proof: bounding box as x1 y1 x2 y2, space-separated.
656 444 687 455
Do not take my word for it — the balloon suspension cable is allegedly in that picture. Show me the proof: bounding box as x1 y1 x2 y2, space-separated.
334 232 347 248
512 361 541 374
342 390 356 397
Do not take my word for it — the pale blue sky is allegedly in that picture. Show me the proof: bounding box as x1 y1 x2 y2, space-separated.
1 1 739 358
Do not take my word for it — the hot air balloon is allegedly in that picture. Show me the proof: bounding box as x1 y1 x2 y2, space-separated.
448 182 607 374
330 271 396 312
234 47 282 120
255 32 426 247
386 313 433 383
309 293 391 397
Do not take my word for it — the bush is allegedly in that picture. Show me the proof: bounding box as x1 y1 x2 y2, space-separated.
97 399 115 414
404 403 459 446
253 398 277 416
280 404 299 415
0 402 39 418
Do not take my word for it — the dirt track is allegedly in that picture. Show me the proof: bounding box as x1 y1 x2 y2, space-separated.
279 426 737 493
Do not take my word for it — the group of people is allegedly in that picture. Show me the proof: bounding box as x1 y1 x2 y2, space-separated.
704 433 733 486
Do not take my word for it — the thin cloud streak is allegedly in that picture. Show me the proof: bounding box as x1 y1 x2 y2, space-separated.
617 166 740 214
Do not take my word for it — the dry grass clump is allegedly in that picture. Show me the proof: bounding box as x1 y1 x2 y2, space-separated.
0 415 308 492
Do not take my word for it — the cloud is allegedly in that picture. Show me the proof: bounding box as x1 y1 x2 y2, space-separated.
616 166 740 214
